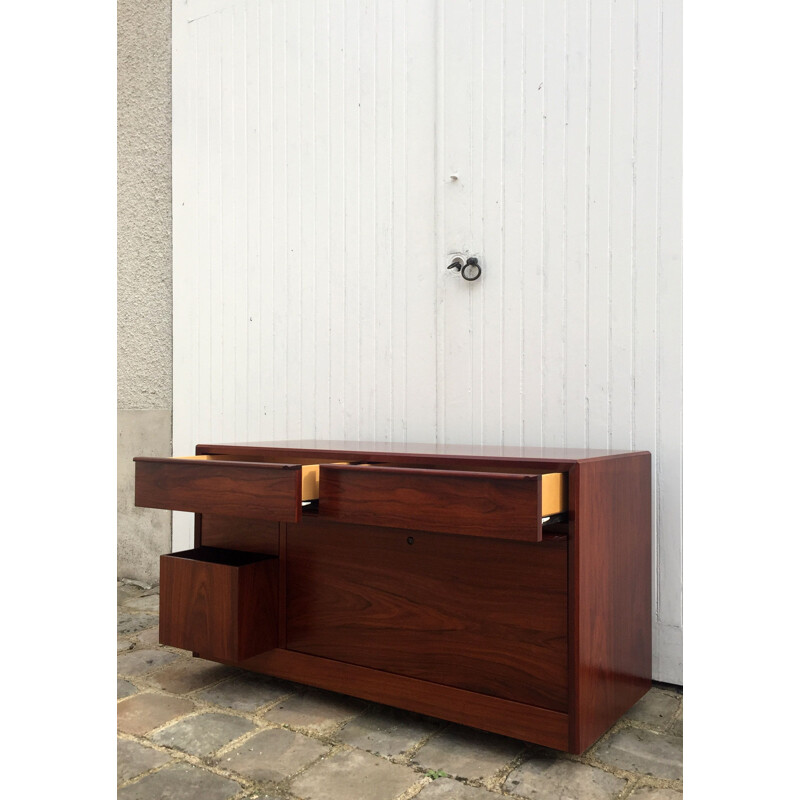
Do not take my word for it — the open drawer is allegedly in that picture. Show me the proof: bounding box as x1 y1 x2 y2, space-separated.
134 455 346 522
159 546 278 661
318 463 567 543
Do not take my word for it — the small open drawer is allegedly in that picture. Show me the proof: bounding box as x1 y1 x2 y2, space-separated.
159 547 278 661
318 463 567 543
134 455 346 522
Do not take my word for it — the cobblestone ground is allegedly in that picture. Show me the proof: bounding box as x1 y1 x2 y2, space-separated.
118 581 683 800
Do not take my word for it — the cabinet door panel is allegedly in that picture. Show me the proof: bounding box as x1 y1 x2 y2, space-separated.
286 517 568 711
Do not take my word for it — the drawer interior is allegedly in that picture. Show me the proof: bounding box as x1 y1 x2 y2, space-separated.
166 545 270 567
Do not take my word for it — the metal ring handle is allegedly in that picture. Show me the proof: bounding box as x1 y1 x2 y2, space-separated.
462 257 481 281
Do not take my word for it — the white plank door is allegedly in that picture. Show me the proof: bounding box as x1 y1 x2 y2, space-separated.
172 0 682 683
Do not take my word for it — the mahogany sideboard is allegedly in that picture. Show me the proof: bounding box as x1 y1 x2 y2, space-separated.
134 440 651 754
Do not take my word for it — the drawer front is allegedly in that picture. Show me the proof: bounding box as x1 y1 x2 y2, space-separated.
319 464 564 542
286 518 569 711
135 457 303 521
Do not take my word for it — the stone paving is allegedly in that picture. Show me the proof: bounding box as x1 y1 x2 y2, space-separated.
118 580 683 799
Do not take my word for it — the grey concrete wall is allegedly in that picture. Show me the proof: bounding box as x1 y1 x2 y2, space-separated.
118 0 173 583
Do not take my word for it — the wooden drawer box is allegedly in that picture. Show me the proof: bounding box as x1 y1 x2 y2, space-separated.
159 547 278 661
318 463 566 542
134 455 344 522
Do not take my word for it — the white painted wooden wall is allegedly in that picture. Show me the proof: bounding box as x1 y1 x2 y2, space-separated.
172 0 682 683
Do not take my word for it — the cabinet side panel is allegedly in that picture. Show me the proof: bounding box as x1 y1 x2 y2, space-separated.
570 454 652 752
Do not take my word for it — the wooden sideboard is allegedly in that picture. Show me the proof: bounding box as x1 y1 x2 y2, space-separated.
134 440 651 754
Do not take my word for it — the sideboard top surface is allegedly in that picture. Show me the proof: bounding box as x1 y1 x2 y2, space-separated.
195 440 647 466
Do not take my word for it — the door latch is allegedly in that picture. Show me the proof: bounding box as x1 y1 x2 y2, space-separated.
462 257 481 281
447 255 482 282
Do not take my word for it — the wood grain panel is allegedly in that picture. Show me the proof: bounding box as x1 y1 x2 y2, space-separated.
200 514 280 555
195 440 626 465
159 546 278 661
242 646 569 750
318 463 546 541
286 518 568 711
134 457 302 521
569 454 652 752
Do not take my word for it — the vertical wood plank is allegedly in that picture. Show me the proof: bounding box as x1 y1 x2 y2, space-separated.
402 0 438 441
373 0 393 441
479 0 504 447
563 0 589 450
389 0 408 441
466 0 486 447
313 0 332 440
245 0 261 441
585 0 611 449
219 8 233 442
542 0 568 447
439 0 475 443
217 10 230 438
256 0 274 443
502 0 525 446
327 0 347 439
608 0 636 451
271 0 289 439
342 0 361 440
656 0 683 648
298 0 317 439
231 3 248 442
206 11 222 442
356 0 376 441
520 0 545 447
284 0 302 439
632 0 661 666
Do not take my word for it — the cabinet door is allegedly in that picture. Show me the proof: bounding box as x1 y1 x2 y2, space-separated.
285 517 568 712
